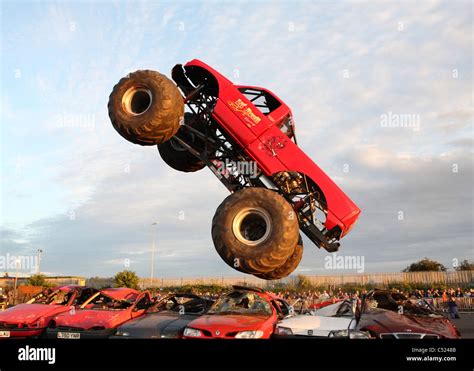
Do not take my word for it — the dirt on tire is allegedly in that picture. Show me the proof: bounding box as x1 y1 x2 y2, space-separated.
211 188 300 275
254 236 303 280
108 70 184 146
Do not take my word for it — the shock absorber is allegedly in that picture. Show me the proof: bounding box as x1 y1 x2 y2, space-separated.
273 171 305 194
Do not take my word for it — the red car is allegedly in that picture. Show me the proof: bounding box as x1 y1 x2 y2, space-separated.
45 288 152 339
183 286 291 339
0 285 96 338
358 290 461 339
108 59 361 280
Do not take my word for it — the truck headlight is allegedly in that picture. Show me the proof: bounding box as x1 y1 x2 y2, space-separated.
275 326 293 336
184 327 202 337
235 330 264 339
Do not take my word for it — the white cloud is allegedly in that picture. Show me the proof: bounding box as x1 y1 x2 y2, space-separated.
1 0 472 277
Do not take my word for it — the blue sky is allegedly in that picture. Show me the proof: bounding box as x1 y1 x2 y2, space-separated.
1 0 472 278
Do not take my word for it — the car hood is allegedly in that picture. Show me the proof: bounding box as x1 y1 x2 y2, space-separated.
54 309 130 329
0 304 68 325
360 309 460 338
117 311 200 338
278 315 352 336
188 314 269 333
403 314 459 337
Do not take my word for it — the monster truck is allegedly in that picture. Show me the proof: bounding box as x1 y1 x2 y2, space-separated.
108 59 361 280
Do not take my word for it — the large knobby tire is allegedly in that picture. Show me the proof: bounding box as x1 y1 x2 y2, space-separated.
157 113 213 172
212 188 300 275
108 70 184 146
254 236 303 280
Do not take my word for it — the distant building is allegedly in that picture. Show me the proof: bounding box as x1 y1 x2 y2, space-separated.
0 276 86 289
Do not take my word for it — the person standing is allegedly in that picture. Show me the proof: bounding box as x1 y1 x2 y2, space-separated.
447 296 460 319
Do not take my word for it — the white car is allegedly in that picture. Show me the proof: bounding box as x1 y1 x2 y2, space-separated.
275 300 370 339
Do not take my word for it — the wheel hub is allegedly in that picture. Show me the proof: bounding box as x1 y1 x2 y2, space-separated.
122 87 153 116
232 207 272 246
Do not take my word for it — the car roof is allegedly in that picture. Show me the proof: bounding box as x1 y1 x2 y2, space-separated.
368 289 408 299
100 288 138 300
232 285 265 293
50 285 86 292
230 286 282 301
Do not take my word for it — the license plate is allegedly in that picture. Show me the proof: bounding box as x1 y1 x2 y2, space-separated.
0 331 10 337
57 332 80 339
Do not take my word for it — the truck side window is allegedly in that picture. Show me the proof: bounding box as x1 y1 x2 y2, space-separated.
238 87 281 115
279 115 294 138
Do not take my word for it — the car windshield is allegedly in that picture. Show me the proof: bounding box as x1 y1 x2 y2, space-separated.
30 288 72 305
86 293 136 310
207 291 272 316
312 300 353 317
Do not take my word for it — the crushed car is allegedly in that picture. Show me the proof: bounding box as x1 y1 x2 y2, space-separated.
0 288 7 311
108 59 361 279
183 286 292 339
274 299 368 338
111 293 214 339
274 289 461 339
0 285 96 338
46 288 152 339
358 290 461 339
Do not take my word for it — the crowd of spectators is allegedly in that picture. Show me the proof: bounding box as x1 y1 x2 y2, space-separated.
154 286 474 306
409 287 473 299
269 287 474 304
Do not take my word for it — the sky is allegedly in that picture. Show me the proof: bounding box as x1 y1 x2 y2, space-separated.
0 0 472 278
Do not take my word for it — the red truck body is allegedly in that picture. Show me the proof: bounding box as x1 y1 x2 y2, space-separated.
181 59 360 239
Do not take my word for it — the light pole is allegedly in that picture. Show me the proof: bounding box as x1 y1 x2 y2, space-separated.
150 222 159 287
13 257 20 305
37 249 43 274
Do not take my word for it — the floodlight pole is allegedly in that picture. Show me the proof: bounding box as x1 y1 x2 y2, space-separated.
150 222 159 287
37 249 43 274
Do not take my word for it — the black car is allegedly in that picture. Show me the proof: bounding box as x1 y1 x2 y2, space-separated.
110 293 213 339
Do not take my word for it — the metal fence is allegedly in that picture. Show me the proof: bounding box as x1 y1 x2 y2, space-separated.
293 270 474 287
431 297 474 312
140 270 474 289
